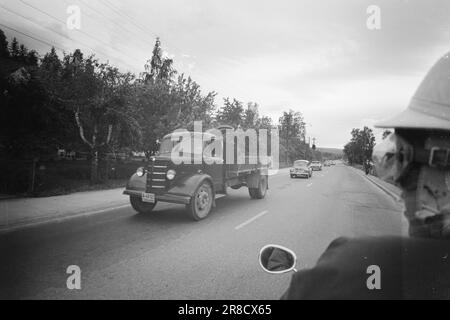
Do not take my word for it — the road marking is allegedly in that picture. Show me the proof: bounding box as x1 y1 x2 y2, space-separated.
215 194 226 200
307 183 313 187
234 210 268 230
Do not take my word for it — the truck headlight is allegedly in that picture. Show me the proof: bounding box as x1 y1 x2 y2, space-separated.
166 170 176 180
136 167 145 177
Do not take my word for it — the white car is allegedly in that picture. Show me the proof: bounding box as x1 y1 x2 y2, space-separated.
290 160 312 179
310 161 323 171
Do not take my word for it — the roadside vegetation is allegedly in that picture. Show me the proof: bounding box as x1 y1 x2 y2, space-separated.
1 29 323 196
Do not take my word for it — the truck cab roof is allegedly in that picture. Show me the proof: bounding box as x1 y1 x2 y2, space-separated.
162 131 219 140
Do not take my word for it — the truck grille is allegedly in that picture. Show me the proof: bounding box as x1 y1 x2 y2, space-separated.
147 161 169 193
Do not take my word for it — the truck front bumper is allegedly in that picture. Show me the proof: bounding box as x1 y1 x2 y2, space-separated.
123 189 191 205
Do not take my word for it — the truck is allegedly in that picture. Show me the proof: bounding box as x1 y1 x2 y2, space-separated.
123 126 270 221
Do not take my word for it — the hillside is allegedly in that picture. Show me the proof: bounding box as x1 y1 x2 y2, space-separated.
317 147 344 158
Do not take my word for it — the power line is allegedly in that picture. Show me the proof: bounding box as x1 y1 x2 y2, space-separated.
0 23 65 53
98 0 157 40
92 1 226 91
97 0 184 55
18 0 143 69
0 4 140 71
76 0 155 54
75 0 198 76
81 0 196 77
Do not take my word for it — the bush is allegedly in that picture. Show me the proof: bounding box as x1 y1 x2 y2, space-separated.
0 159 144 196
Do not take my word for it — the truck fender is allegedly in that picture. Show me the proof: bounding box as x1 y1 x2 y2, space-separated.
168 174 216 206
126 173 147 192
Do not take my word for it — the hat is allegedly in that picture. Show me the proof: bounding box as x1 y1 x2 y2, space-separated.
376 53 450 130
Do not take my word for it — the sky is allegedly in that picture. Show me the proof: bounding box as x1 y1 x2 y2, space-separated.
1 0 450 148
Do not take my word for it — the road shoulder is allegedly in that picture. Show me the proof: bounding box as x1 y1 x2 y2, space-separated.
348 165 402 202
0 187 129 233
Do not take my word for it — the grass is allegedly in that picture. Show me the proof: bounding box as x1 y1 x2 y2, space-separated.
33 179 128 197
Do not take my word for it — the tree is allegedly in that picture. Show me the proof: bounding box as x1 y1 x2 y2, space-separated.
172 74 216 130
343 126 376 165
58 49 139 183
135 38 216 157
26 50 39 66
216 98 244 128
41 47 61 78
0 44 73 160
142 38 176 84
0 29 9 58
258 115 274 130
135 73 216 157
278 110 306 164
18 44 28 62
9 37 19 58
242 102 259 130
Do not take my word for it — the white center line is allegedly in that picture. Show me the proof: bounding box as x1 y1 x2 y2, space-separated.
234 210 268 230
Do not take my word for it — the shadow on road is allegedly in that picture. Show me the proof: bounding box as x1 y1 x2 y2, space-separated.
128 205 193 224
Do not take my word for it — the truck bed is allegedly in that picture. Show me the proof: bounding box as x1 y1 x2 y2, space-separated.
225 155 269 179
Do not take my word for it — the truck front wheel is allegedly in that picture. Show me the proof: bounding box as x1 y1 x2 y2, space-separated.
249 175 267 199
187 181 213 221
130 196 157 214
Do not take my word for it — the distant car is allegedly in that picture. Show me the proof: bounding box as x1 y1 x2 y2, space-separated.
323 161 330 167
310 161 322 171
290 160 312 179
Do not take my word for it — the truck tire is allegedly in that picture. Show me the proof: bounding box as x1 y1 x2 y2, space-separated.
249 175 267 199
186 181 213 221
130 196 157 214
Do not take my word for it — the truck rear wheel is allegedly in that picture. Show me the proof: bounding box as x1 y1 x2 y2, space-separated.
186 181 213 221
249 175 267 199
130 196 157 214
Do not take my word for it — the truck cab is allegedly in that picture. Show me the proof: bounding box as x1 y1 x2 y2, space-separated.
123 126 269 220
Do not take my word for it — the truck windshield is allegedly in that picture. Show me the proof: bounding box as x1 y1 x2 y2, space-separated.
158 134 212 156
158 138 177 156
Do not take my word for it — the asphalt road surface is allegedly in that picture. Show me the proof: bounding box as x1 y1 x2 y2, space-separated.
0 164 405 299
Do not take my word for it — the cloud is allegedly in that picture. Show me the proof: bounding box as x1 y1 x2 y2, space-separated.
2 0 450 147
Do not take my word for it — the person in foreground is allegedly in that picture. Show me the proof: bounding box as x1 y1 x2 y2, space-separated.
282 53 450 299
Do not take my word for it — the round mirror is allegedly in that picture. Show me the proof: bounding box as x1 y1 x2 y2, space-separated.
259 244 297 274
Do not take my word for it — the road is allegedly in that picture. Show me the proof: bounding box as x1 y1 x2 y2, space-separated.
0 164 405 299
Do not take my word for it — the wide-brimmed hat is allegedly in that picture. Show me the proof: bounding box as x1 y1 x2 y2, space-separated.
376 53 450 130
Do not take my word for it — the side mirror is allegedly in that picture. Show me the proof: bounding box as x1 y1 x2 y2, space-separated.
259 244 297 274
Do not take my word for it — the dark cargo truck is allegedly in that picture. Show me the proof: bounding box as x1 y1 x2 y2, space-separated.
123 126 270 220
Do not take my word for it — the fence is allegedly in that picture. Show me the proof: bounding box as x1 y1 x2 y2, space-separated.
0 158 145 196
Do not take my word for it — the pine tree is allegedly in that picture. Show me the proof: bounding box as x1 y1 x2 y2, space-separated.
149 37 163 80
41 47 61 72
143 38 175 83
26 50 39 66
19 44 28 62
0 29 9 58
10 37 19 58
